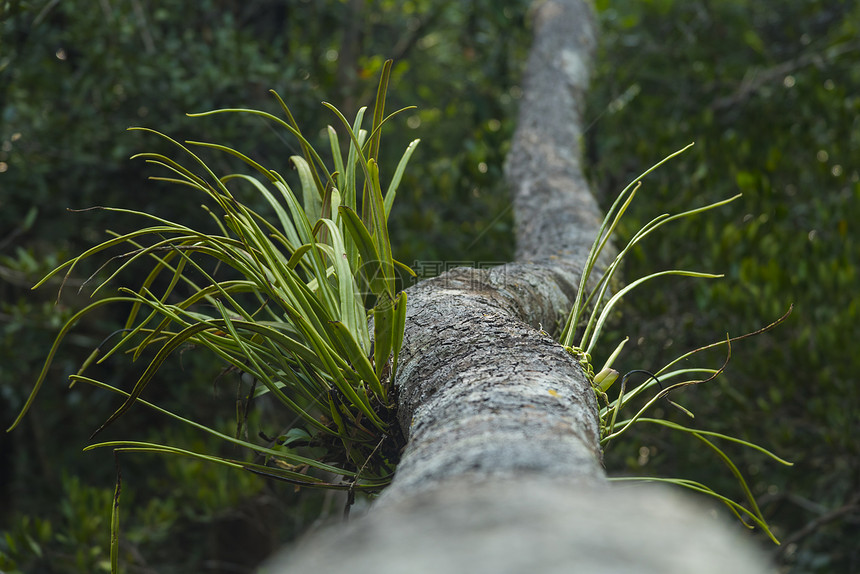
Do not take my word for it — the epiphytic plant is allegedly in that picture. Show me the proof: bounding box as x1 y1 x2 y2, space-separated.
559 145 793 543
9 60 417 571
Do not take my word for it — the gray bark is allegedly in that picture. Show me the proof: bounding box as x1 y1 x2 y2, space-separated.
263 1 771 572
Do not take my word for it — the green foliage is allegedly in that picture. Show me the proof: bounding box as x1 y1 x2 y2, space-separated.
9 61 418 571
8 0 853 571
0 458 284 573
588 0 860 570
2 2 530 571
1 474 112 574
559 146 791 543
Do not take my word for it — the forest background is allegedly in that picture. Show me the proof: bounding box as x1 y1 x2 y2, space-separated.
0 1 857 572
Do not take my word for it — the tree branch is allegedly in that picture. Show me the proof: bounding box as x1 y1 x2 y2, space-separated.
264 2 772 572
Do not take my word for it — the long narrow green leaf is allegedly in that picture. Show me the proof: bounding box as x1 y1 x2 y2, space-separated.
130 150 210 190
338 206 386 294
280 303 385 430
574 193 742 354
87 441 353 488
84 234 199 299
91 321 219 437
267 90 329 195
360 106 418 160
110 457 121 574
293 155 323 223
222 173 301 250
583 270 722 355
390 291 408 381
692 432 770 538
75 376 347 469
117 240 181 330
367 159 395 298
212 300 335 433
315 218 369 352
286 244 314 270
32 223 190 301
394 258 417 279
271 173 313 244
368 59 393 163
327 320 383 399
321 103 374 210
384 138 420 219
608 476 779 543
561 144 695 347
187 103 333 190
7 296 139 432
129 127 238 208
186 139 270 176
328 125 346 190
343 108 367 212
374 296 395 382
602 368 717 414
631 418 794 466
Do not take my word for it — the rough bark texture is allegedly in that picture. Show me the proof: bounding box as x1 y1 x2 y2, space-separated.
264 1 771 572
508 0 603 265
264 478 768 574
378 265 604 504
374 0 609 506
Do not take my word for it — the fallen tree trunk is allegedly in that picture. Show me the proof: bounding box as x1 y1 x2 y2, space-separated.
264 1 770 572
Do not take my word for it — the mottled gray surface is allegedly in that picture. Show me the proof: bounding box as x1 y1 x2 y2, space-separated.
506 0 603 264
264 479 770 574
378 267 605 504
261 1 771 572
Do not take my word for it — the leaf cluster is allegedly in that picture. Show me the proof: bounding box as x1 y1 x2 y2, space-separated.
561 146 793 543
587 1 860 568
11 64 417 502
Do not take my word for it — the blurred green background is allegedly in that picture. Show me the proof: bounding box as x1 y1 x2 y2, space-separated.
0 0 856 572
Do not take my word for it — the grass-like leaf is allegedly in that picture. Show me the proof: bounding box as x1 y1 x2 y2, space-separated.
560 145 792 543
11 67 413 572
